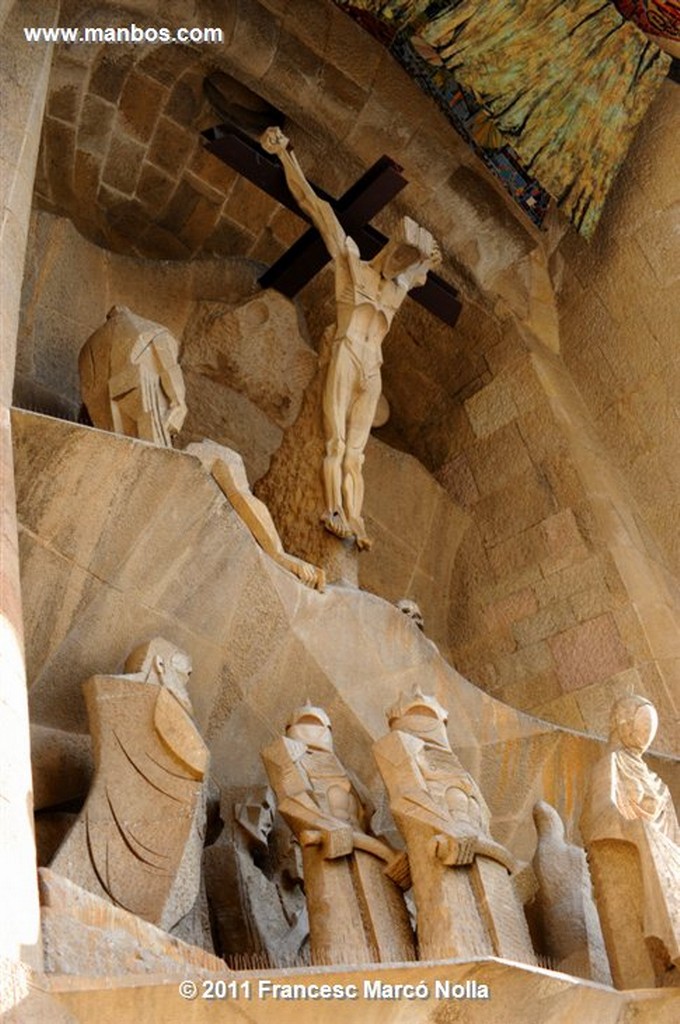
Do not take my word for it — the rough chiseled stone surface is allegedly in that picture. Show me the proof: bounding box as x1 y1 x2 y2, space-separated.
182 292 316 432
16 410 678 877
39 869 225 978
180 291 317 482
255 349 469 642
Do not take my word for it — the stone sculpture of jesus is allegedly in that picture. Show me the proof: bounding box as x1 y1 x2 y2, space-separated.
262 127 441 550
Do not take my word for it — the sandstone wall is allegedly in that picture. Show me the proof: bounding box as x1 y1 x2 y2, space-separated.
17 211 262 414
37 0 549 328
373 292 679 751
15 0 680 755
557 80 680 580
0 0 57 975
16 411 678 869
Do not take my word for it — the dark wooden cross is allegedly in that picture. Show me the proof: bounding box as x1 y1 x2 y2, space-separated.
203 122 461 326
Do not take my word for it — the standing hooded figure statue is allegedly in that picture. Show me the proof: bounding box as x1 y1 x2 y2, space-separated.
581 694 680 988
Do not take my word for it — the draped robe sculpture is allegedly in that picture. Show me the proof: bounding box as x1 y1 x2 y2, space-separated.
51 639 208 931
79 311 325 591
581 695 680 988
79 305 187 447
532 801 612 983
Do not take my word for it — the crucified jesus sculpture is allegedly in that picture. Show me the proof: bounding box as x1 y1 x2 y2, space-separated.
261 128 441 550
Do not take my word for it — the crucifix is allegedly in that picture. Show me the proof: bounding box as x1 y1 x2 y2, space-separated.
203 121 458 552
203 121 461 325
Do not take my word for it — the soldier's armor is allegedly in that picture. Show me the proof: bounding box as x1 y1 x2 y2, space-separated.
262 731 416 964
299 749 364 830
415 742 488 831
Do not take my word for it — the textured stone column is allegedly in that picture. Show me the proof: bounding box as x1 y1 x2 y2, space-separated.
255 339 360 587
0 0 58 984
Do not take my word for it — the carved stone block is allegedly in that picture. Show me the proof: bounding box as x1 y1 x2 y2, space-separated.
51 639 208 932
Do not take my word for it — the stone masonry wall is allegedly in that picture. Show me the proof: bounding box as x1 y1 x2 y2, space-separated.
16 1 680 755
374 294 678 752
557 80 680 580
